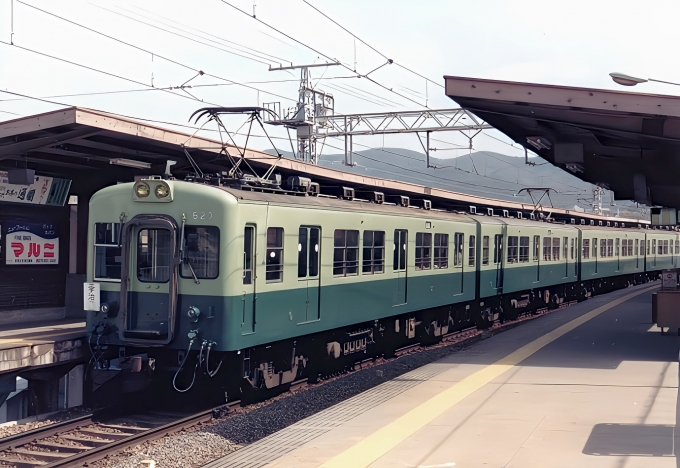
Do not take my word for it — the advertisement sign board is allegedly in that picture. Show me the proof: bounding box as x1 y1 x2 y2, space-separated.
5 221 59 265
0 171 71 206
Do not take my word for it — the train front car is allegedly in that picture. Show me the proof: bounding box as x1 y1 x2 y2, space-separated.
86 177 236 402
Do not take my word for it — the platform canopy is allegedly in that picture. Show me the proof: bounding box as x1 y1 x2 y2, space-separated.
445 76 680 210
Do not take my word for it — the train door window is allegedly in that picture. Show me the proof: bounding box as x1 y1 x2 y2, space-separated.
533 235 540 261
615 238 620 257
94 222 122 281
621 239 627 257
334 229 359 276
243 226 255 284
137 229 172 283
592 238 597 258
181 226 220 280
647 240 651 255
652 239 657 257
482 236 490 265
664 240 669 255
507 236 518 264
676 240 679 255
635 239 639 256
468 235 476 267
628 239 633 257
266 227 284 283
362 230 385 274
563 237 568 260
393 230 407 271
453 233 464 266
298 227 320 278
434 233 449 269
570 238 575 260
493 234 503 264
582 239 590 259
552 238 560 261
519 236 529 262
543 237 551 261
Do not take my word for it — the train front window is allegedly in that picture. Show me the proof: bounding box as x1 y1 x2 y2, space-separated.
137 229 172 283
94 222 122 281
181 226 219 280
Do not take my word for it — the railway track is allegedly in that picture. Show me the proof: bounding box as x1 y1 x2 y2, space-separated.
0 408 216 468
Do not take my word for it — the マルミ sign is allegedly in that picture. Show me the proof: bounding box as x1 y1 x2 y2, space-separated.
5 222 59 265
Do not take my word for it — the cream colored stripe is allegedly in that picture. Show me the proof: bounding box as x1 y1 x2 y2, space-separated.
321 285 658 468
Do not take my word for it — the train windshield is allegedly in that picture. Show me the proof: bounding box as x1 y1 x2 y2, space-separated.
180 226 220 279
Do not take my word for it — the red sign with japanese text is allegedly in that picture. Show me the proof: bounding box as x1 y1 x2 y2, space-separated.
5 222 59 265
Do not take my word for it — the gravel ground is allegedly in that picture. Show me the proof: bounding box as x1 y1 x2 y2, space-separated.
0 407 92 439
92 308 555 468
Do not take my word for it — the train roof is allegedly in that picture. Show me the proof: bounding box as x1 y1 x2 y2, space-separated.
217 186 476 224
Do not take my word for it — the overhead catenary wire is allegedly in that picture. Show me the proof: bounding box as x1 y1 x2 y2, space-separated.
11 1 297 104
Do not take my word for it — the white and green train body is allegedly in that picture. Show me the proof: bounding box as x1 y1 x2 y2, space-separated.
85 178 677 399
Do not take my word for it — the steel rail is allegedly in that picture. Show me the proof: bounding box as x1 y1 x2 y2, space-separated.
0 414 93 452
40 409 215 468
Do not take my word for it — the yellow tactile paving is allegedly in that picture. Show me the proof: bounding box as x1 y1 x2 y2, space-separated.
320 284 659 468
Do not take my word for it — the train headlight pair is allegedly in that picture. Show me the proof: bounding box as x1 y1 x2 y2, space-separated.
134 181 170 200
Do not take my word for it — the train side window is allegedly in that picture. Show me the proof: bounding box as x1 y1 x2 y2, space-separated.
582 239 590 259
664 240 669 255
621 239 627 257
393 230 407 271
334 229 359 276
607 239 613 257
652 239 657 256
552 237 560 261
592 238 597 258
543 237 551 261
600 239 607 258
519 236 529 262
415 232 432 270
533 235 540 261
482 236 490 265
181 226 220 280
676 240 679 255
648 240 651 255
298 226 320 278
563 237 568 260
628 239 634 257
362 230 385 274
434 233 449 269
468 235 476 267
493 234 503 264
570 238 575 260
94 222 122 281
243 226 254 284
507 236 518 264
266 227 284 283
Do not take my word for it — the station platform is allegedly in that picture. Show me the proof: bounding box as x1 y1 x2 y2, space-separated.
207 282 680 468
0 319 86 375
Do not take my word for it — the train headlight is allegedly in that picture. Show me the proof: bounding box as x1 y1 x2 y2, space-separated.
155 182 170 199
134 182 150 198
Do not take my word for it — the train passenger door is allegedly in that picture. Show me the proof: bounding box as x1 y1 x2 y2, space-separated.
242 225 256 334
393 229 408 305
452 232 464 295
493 233 504 292
533 235 540 282
298 226 321 322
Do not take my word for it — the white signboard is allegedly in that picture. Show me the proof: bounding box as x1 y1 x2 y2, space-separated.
5 222 59 265
662 271 678 289
84 283 101 311
0 171 53 205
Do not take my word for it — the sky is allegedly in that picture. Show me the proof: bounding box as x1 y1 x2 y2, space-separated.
1 0 679 161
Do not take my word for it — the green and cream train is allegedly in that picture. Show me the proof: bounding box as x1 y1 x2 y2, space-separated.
86 177 677 399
